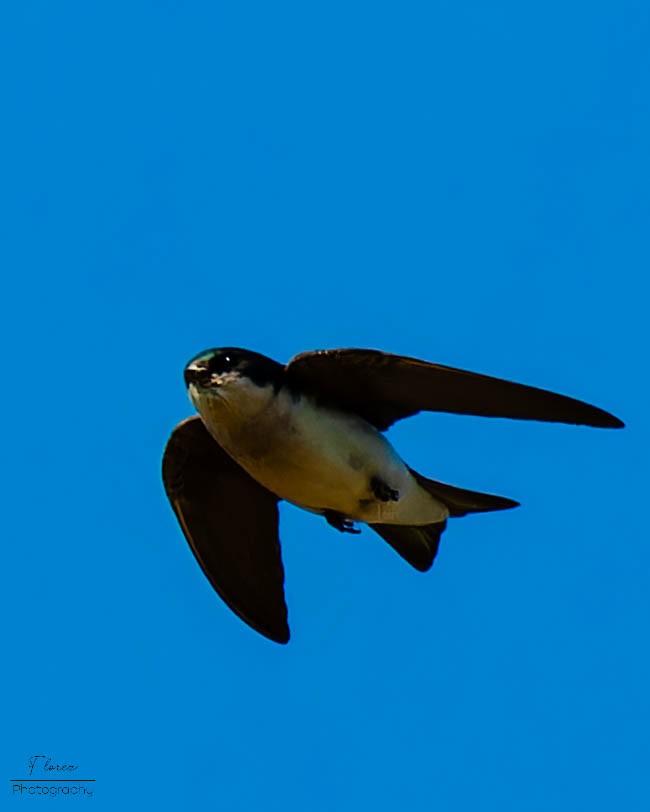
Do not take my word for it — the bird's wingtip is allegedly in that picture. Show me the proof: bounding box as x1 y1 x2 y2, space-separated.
594 412 625 429
263 624 291 645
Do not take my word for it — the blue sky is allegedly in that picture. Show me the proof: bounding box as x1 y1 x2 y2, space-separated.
2 2 648 809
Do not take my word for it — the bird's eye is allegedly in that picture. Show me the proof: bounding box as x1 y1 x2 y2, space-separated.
218 355 233 373
206 352 236 376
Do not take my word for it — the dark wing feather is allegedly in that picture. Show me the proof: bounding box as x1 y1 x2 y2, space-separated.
286 349 623 431
162 416 290 644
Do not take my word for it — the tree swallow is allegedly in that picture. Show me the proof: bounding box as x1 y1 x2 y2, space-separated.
162 347 623 644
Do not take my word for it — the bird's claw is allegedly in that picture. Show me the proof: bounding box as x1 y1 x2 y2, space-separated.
324 510 361 534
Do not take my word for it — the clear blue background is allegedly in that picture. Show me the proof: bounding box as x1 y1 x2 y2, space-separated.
2 2 648 809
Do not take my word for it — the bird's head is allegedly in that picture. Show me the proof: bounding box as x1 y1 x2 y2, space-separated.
184 347 285 420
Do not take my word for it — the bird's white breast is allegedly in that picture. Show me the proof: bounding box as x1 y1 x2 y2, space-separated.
190 379 447 526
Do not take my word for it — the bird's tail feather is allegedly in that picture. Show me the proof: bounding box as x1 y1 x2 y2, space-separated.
370 470 518 572
371 521 447 572
408 467 519 517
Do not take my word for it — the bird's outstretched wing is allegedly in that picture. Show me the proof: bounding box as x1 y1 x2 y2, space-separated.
162 416 290 644
286 348 623 431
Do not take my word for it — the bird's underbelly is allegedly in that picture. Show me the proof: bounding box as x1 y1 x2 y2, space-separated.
200 397 447 525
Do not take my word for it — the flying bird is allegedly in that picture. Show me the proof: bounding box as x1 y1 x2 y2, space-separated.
162 347 623 644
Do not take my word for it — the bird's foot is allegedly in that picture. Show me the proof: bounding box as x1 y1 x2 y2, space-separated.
370 476 399 502
324 510 361 534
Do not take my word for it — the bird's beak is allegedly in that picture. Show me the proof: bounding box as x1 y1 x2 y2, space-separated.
184 360 211 389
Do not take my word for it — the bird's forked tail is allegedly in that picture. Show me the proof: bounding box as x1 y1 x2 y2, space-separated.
370 469 518 572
